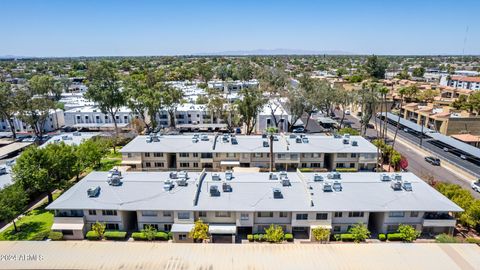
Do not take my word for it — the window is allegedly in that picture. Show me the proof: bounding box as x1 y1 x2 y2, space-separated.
410 211 419 218
290 154 299 160
257 212 274 218
254 153 262 158
179 153 189 157
316 213 328 220
180 162 189 167
105 223 119 230
351 153 357 158
198 211 207 218
127 153 132 158
143 224 158 230
154 153 163 157
145 162 151 168
334 212 343 218
88 210 97 215
164 224 172 231
163 211 172 217
102 210 117 216
240 213 249 220
348 212 364 218
301 163 307 168
337 153 348 158
333 226 341 233
193 162 199 168
349 163 355 168
215 211 231 218
145 153 150 157
226 153 236 158
201 153 212 158
177 212 190 219
62 230 74 235
193 153 199 157
311 163 322 168
141 210 157 217
154 162 164 167
336 163 345 168
179 234 187 240
279 212 288 218
296 213 308 220
389 212 405 218
386 224 399 232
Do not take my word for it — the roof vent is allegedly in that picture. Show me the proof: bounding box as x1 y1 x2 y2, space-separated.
333 181 342 192
169 172 178 179
331 172 341 179
342 138 349 144
87 186 101 197
344 134 350 139
273 135 279 141
212 173 221 181
295 137 302 143
178 171 188 179
273 188 283 199
210 185 220 196
107 168 122 179
192 137 199 143
281 176 291 187
163 180 174 191
393 174 402 181
313 174 323 182
390 180 402 191
262 134 267 139
289 134 297 139
323 182 333 192
225 170 233 181
222 134 230 143
146 136 152 143
302 137 309 143
108 175 122 186
351 140 358 146
200 134 209 141
380 174 391 181
269 173 278 180
402 180 413 191
231 137 238 145
263 141 269 147
176 177 187 186
222 182 232 192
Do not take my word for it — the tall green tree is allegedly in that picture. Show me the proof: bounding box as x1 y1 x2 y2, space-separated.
85 61 125 148
0 82 18 139
364 55 387 79
236 87 266 135
0 184 28 232
159 83 184 128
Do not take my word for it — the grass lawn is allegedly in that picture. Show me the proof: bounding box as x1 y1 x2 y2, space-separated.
97 148 122 171
0 192 61 241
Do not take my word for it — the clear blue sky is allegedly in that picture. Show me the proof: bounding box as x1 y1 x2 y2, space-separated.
2 0 479 57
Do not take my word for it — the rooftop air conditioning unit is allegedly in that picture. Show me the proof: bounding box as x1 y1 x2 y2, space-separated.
146 136 152 143
263 141 269 147
225 170 233 181
334 134 342 139
289 134 297 139
269 173 278 180
87 186 101 197
163 180 174 191
169 172 178 179
332 172 341 179
108 175 122 186
273 135 279 141
73 131 81 136
393 174 402 181
62 135 72 140
279 171 287 179
262 134 267 139
333 181 342 192
380 174 390 181
107 168 122 179
313 174 323 182
222 182 232 192
351 140 358 146
212 173 221 181
402 180 413 191
302 137 309 143
273 188 283 199
192 137 199 143
295 137 302 143
176 177 187 186
344 134 350 139
323 182 333 192
231 137 238 145
282 177 291 187
343 138 349 144
210 185 220 196
0 167 7 175
390 180 402 191
222 135 230 143
193 133 199 139
178 171 188 179
201 134 209 141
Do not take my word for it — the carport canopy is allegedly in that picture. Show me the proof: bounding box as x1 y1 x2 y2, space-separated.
51 217 85 231
171 223 194 233
208 224 237 234
220 161 240 166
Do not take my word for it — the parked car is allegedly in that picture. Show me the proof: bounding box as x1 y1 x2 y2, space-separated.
293 127 305 133
345 110 351 115
424 156 441 166
471 180 480 192
367 123 375 129
460 154 467 160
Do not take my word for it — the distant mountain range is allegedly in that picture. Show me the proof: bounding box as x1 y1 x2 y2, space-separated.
194 49 353 56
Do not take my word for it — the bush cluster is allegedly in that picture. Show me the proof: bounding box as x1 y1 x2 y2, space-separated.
386 233 404 241
104 231 127 240
284 233 293 242
335 168 358 172
132 231 171 241
86 231 100 240
378 234 386 241
48 231 63 241
31 231 50 241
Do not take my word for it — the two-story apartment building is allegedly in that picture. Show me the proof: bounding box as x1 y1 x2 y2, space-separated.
46 170 462 242
120 134 378 172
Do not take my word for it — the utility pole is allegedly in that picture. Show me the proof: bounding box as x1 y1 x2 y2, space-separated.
420 119 424 147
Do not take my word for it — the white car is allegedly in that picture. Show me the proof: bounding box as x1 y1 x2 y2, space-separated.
345 110 351 115
471 180 480 192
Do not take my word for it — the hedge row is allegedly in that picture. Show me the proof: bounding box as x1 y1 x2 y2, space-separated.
48 231 63 241
86 231 100 240
378 234 386 241
335 168 358 172
132 231 171 241
247 233 293 242
387 233 404 241
104 231 127 240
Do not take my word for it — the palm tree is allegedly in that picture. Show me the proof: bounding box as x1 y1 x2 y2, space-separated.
388 88 406 171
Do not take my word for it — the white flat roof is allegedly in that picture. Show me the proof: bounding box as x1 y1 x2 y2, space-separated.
171 223 194 233
208 224 237 234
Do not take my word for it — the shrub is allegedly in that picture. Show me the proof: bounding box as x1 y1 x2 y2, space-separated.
378 234 386 241
31 231 50 241
284 233 293 242
333 234 341 241
397 224 420 242
155 231 169 241
104 231 127 240
466 237 480 244
299 168 314 172
132 232 147 241
48 231 63 241
312 227 330 243
264 224 284 243
247 234 254 242
387 233 404 241
340 234 355 242
335 168 358 172
253 234 265 242
168 232 173 239
86 231 100 240
348 223 371 243
435 234 460 243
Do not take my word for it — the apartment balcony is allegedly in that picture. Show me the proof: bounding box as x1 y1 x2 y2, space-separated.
200 158 214 163
422 213 456 227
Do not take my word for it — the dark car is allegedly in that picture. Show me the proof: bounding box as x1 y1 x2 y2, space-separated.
425 156 441 166
293 127 305 133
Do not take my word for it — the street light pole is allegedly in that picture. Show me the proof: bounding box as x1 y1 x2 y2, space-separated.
420 119 424 147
